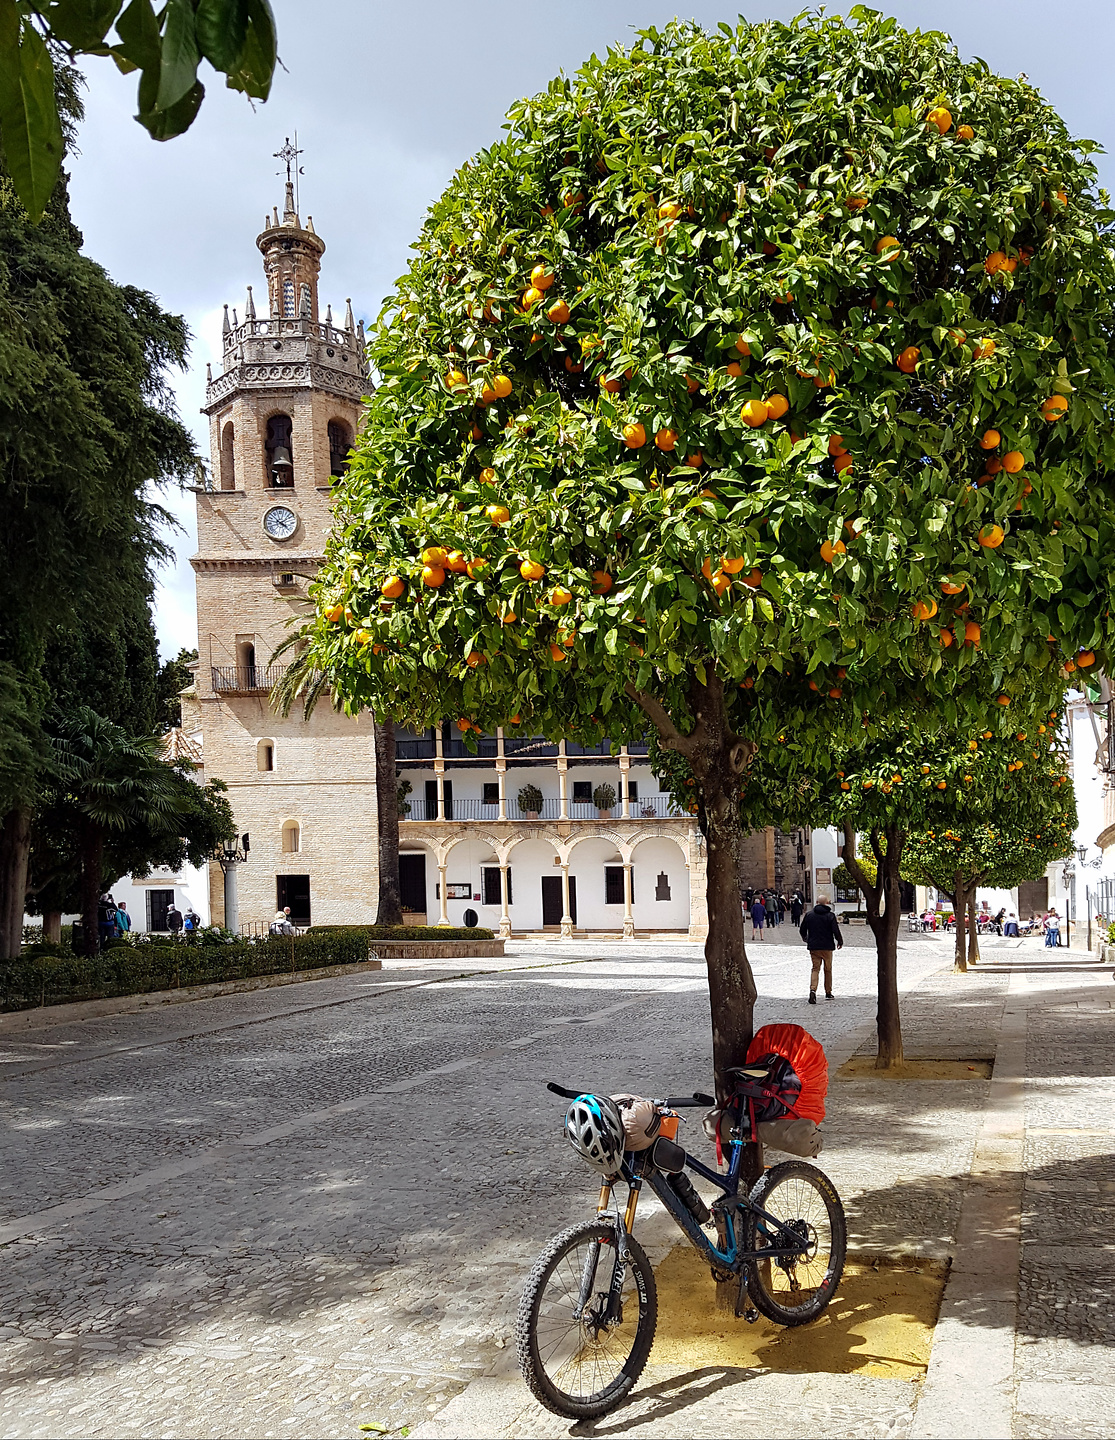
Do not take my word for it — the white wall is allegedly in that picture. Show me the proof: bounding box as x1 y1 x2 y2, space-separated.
93 861 211 933
630 835 690 930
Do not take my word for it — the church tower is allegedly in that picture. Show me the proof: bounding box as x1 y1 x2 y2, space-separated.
191 160 378 930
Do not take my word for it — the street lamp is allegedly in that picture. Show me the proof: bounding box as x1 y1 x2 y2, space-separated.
214 833 250 934
1074 844 1102 950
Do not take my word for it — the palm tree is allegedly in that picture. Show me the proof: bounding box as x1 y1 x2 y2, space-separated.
49 709 182 956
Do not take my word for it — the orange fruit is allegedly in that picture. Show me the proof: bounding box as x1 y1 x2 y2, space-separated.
519 559 546 581
1002 451 1025 473
456 718 472 733
979 429 1001 450
720 556 746 574
985 251 1007 275
591 570 613 594
549 643 566 663
740 399 770 427
531 264 554 290
973 338 996 359
379 576 405 601
325 603 345 622
446 368 467 389
741 676 755 689
421 565 446 588
465 558 487 579
764 392 789 419
829 687 843 699
446 551 467 573
470 423 483 442
964 620 981 646
485 504 510 524
712 571 731 596
655 427 678 451
480 466 496 483
1041 395 1068 421
725 362 743 378
465 652 485 668
501 609 516 624
939 628 955 647
658 201 682 219
479 385 497 405
940 577 965 595
546 298 570 324
564 355 583 373
420 546 448 566
876 235 900 260
833 453 853 474
599 375 623 393
912 599 938 621
978 524 1005 549
847 195 868 210
622 422 646 449
896 346 920 373
550 586 572 606
828 435 847 456
735 336 752 356
1078 650 1096 667
742 569 763 589
686 451 703 467
492 374 512 398
521 287 543 310
984 457 1003 476
937 780 947 790
997 694 1011 706
819 540 846 563
686 374 701 394
840 781 851 791
957 124 973 140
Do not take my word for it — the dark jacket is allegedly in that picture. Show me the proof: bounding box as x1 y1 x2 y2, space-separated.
800 903 843 950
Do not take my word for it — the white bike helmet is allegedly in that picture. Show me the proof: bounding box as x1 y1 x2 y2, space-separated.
564 1093 626 1174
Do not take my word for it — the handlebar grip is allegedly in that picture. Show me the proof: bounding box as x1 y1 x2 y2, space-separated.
665 1093 715 1107
546 1082 583 1099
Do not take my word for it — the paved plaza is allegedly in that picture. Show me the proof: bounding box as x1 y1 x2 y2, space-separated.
0 930 1111 1438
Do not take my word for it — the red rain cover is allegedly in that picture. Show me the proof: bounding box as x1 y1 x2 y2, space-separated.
746 1023 829 1123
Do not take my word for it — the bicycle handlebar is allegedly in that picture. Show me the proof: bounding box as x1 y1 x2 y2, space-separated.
546 1082 713 1107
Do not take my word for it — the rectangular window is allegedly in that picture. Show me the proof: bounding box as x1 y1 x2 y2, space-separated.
482 867 511 905
572 781 592 803
627 781 638 801
605 866 626 905
482 782 499 805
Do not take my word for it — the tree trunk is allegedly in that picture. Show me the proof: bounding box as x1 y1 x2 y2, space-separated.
842 823 905 1068
79 819 104 958
967 891 981 966
373 718 403 927
952 873 968 972
0 805 32 960
44 910 62 944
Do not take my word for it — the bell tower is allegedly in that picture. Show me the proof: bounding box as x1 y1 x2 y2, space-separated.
190 152 377 932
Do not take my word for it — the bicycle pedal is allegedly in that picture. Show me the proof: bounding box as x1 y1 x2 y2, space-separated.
744 1307 759 1324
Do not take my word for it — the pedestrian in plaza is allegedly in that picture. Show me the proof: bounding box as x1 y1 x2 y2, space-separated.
115 899 131 936
97 893 117 950
166 903 183 937
270 906 295 936
790 891 804 926
1004 911 1019 937
800 893 843 1004
749 894 766 942
993 906 1006 936
1045 909 1061 948
778 893 789 926
182 909 196 935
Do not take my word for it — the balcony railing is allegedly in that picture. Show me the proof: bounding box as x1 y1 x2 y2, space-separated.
395 734 437 760
211 665 292 694
400 794 687 821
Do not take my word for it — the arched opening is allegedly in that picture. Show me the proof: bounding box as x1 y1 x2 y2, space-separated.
265 413 294 488
219 421 236 490
236 638 257 688
328 420 353 479
257 740 274 773
281 819 301 854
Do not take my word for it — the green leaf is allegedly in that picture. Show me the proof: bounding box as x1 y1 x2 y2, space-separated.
155 0 200 112
137 77 204 139
195 0 249 71
114 0 161 73
41 0 121 49
0 6 64 222
223 0 276 100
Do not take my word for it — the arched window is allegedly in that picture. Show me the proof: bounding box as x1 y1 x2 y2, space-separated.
265 414 294 488
281 820 301 853
219 421 236 490
257 740 274 773
328 420 352 478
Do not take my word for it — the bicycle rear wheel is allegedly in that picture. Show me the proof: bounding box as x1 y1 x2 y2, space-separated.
516 1218 657 1419
746 1160 846 1325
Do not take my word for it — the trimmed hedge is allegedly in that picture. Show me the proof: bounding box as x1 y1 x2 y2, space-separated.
308 924 495 941
3 929 373 1012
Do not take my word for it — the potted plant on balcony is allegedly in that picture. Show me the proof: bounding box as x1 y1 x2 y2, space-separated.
517 783 544 820
593 783 617 820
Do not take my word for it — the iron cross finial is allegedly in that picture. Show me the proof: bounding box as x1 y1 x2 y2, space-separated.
274 135 304 185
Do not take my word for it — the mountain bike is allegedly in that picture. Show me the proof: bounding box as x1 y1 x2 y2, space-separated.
517 1077 846 1419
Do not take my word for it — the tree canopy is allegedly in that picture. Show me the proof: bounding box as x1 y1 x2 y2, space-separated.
291 11 1112 1092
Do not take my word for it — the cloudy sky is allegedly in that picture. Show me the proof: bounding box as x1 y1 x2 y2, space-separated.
66 1 1114 662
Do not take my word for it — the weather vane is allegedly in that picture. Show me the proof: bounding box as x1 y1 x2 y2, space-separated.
274 133 305 212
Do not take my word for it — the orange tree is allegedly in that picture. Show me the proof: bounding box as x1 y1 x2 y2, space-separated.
291 14 1115 1100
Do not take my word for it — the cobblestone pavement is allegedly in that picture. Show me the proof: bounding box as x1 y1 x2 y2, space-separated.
1 934 1110 1439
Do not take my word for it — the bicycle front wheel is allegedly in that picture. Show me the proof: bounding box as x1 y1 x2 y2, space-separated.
516 1219 657 1419
746 1160 846 1325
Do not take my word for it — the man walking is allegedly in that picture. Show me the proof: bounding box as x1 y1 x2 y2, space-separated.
790 891 804 926
749 893 766 942
800 893 843 1004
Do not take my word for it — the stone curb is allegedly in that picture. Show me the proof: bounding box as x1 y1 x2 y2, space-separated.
0 957 383 1035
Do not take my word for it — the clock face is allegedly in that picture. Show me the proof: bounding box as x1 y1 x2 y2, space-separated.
262 505 297 541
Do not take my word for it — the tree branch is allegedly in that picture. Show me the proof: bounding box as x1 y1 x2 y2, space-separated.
842 821 881 912
624 683 695 756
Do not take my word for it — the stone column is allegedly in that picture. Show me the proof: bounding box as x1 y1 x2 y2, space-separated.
223 864 240 935
499 863 512 939
622 862 635 939
560 863 574 938
687 822 709 941
437 864 450 926
434 726 446 821
496 730 507 820
619 747 631 818
557 742 569 820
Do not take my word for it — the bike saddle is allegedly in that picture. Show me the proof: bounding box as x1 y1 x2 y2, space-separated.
727 1065 770 1080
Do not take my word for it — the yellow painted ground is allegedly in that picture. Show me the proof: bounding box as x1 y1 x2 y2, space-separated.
651 1248 947 1379
836 1057 993 1080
